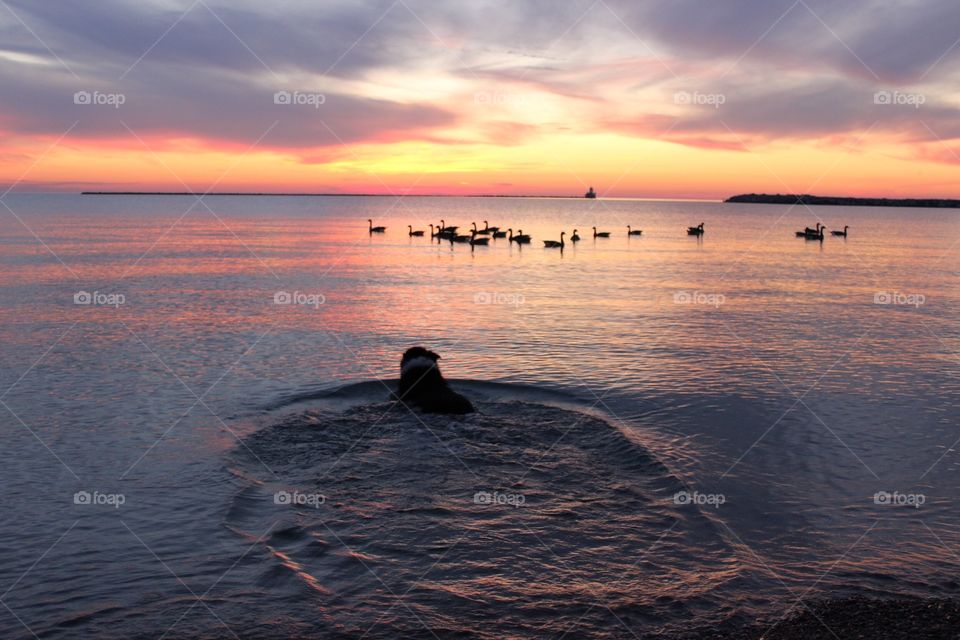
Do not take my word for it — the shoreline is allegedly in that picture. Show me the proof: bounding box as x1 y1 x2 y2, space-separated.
708 597 960 639
726 193 960 208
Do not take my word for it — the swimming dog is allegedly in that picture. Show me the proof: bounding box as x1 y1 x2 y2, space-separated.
397 347 474 414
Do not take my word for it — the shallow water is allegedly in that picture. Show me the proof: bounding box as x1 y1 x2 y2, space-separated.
0 194 958 638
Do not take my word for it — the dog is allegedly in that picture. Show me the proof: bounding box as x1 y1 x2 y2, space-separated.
396 347 474 414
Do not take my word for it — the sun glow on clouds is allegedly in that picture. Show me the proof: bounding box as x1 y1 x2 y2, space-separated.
3 0 960 197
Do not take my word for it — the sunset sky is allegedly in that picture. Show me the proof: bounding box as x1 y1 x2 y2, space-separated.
3 0 960 198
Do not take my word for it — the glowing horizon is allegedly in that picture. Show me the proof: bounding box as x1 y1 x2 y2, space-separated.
3 1 960 199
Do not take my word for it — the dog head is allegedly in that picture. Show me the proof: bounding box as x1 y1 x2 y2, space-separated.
401 346 441 374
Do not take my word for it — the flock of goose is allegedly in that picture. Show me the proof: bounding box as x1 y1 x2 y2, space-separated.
795 222 849 239
368 218 850 247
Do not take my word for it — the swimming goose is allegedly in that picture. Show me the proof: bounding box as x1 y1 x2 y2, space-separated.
687 222 704 236
627 225 643 236
571 229 581 242
408 225 425 237
831 225 849 237
472 222 491 235
797 225 825 240
543 231 566 248
483 220 501 233
509 228 531 244
469 230 490 246
436 221 456 242
368 219 386 233
796 223 824 239
491 229 507 238
593 226 611 238
439 219 458 233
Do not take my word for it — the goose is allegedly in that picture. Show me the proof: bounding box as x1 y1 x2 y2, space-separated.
593 226 611 238
450 232 471 243
368 219 386 233
831 225 849 237
491 229 507 238
483 220 501 233
795 223 825 239
408 225 425 237
429 224 442 238
687 222 704 236
469 230 490 246
571 229 581 242
472 222 491 235
627 225 643 236
543 231 566 248
436 221 456 241
509 228 531 244
439 219 458 233
798 226 825 240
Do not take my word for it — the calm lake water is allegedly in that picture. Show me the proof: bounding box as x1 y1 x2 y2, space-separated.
1 193 958 638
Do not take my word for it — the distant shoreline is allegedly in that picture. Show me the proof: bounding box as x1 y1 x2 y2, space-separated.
726 193 960 208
